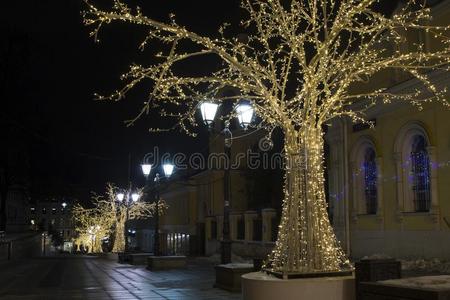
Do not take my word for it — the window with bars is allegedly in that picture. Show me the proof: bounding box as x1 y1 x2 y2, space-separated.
210 220 217 240
363 148 377 215
237 218 245 240
271 216 280 242
410 135 431 212
252 218 262 241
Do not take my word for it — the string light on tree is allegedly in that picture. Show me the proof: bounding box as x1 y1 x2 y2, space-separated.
72 183 157 253
83 0 450 274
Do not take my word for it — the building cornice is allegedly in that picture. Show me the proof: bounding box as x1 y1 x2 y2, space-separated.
347 68 450 120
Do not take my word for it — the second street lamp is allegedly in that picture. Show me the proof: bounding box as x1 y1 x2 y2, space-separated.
116 190 140 252
141 161 174 256
199 100 255 264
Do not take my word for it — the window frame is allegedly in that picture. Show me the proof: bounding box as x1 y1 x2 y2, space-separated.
350 136 380 217
394 122 436 216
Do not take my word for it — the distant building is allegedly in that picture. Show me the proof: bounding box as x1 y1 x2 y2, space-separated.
0 25 31 233
0 126 32 233
28 198 75 250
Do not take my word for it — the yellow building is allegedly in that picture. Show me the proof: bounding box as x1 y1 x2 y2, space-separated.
325 0 450 259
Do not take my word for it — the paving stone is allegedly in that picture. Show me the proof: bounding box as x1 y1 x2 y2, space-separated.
0 256 241 300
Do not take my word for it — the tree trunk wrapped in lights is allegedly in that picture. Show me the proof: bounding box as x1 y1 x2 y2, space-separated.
83 0 450 274
111 209 126 253
269 125 349 273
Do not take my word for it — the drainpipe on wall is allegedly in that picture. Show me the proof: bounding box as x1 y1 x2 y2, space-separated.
342 118 351 257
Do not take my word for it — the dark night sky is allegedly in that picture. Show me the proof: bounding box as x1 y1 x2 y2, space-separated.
1 0 399 201
1 0 241 200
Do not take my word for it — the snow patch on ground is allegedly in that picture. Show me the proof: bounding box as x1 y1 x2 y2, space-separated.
360 254 450 274
381 275 450 290
361 253 393 260
217 263 254 269
400 258 450 273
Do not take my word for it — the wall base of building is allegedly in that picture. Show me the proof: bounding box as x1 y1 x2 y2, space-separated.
352 230 450 259
147 255 187 270
359 275 450 300
0 232 45 261
206 239 275 260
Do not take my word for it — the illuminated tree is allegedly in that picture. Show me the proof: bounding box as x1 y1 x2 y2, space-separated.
83 0 450 274
106 184 159 253
72 205 111 253
72 183 157 253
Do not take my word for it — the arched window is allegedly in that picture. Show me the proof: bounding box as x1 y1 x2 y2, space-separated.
363 148 377 215
350 137 380 216
394 122 435 215
409 135 431 212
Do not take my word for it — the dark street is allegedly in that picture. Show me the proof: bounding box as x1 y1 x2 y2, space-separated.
0 256 240 300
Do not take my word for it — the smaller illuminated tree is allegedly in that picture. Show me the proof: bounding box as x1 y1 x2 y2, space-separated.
107 184 159 252
72 183 158 253
72 205 111 253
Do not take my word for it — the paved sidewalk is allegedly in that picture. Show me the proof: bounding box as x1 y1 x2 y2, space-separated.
0 256 242 299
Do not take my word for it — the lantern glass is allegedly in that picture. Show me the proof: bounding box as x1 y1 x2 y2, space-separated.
163 164 174 177
117 193 125 202
141 164 152 176
236 103 254 128
131 193 140 202
200 102 219 125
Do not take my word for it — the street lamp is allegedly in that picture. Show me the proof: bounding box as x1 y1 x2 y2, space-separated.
163 164 174 177
200 102 219 125
116 193 125 202
141 164 152 177
199 100 255 264
141 161 175 256
235 103 254 129
116 189 140 252
131 193 140 202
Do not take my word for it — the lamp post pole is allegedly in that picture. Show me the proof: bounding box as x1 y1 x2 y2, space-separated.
124 193 130 253
222 141 232 264
154 173 161 256
141 162 174 257
199 101 254 265
117 190 140 253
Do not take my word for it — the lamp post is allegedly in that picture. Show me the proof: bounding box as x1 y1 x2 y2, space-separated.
199 101 254 264
116 190 140 252
141 162 174 256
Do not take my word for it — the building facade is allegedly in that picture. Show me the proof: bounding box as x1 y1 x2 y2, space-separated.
325 0 450 259
28 198 75 251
